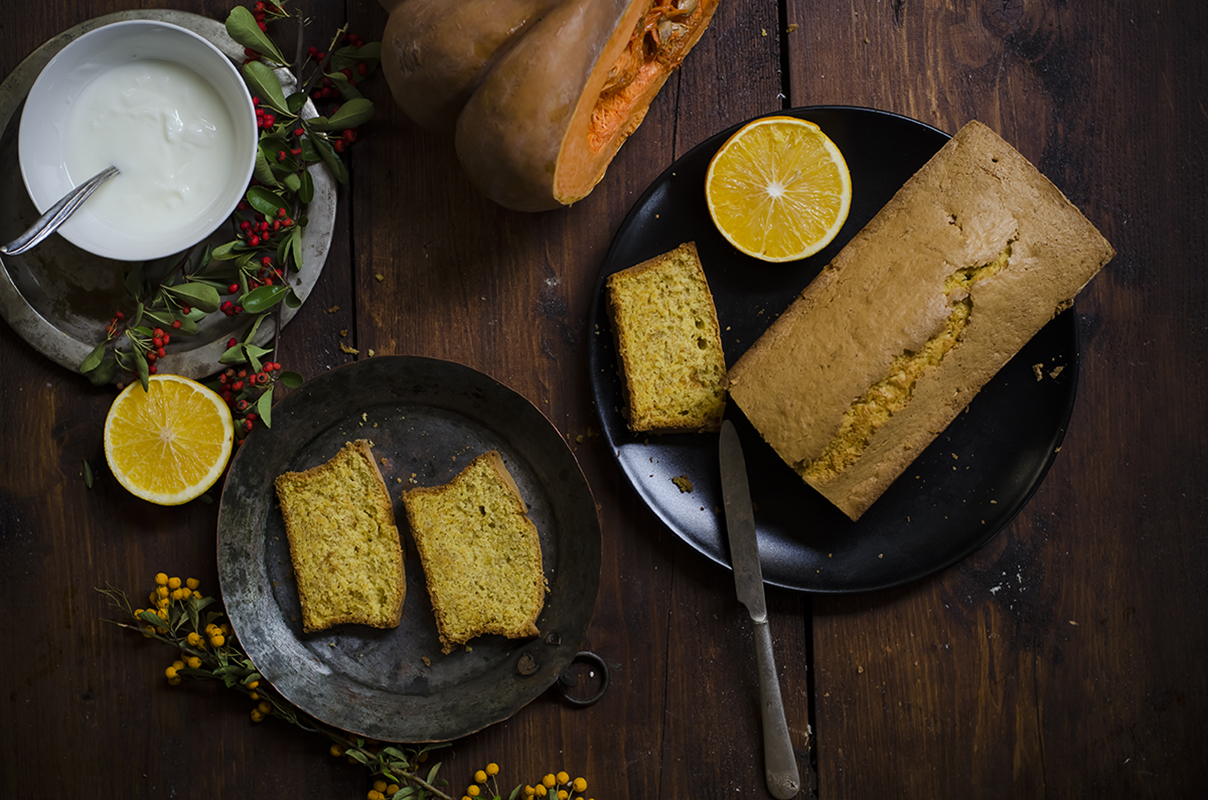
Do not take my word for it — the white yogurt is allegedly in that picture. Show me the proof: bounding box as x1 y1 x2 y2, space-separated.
63 59 238 235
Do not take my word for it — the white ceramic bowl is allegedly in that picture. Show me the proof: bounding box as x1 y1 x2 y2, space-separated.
18 20 257 262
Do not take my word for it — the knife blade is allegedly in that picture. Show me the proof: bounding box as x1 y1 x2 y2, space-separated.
719 419 801 799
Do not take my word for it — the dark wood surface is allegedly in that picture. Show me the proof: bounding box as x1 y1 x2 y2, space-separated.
2 1 1205 798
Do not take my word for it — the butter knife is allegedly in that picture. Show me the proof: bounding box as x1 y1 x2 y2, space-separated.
719 419 800 799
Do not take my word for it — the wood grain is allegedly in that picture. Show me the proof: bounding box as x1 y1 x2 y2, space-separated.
1 1 1205 798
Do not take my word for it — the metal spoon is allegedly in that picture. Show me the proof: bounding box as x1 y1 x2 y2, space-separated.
1 166 119 256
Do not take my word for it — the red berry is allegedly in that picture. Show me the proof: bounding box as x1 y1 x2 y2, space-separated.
148 364 158 374
357 63 368 77
172 320 182 330
227 338 238 348
229 283 239 294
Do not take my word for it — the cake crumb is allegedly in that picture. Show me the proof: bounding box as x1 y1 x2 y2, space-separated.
422 656 431 666
672 475 694 493
1033 363 1045 381
1049 366 1064 379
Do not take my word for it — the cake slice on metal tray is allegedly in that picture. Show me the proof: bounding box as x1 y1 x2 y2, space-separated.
274 439 406 633
402 450 546 654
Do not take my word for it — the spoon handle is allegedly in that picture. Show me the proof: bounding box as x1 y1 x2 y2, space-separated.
1 166 119 257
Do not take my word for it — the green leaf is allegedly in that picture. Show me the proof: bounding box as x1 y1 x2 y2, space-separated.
83 459 94 489
86 356 117 386
287 91 309 114
256 388 274 428
243 312 269 344
330 42 382 72
242 59 290 110
240 284 289 314
426 763 441 784
175 315 199 336
310 133 349 183
226 7 287 65
345 749 369 765
220 344 249 365
307 98 373 131
284 287 302 309
124 265 144 298
507 787 523 800
133 348 149 392
298 136 321 163
132 301 144 327
253 145 280 187
325 71 364 101
298 169 315 204
246 186 290 218
280 371 304 389
380 746 408 763
287 226 305 271
137 610 168 630
141 309 173 327
210 240 243 261
80 341 107 374
164 282 221 313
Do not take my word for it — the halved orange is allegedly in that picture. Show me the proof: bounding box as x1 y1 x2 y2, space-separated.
104 374 234 505
705 116 852 262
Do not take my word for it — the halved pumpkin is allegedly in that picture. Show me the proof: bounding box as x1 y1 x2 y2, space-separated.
381 0 722 211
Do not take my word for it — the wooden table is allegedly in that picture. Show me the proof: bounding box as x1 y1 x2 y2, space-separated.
2 1 1205 797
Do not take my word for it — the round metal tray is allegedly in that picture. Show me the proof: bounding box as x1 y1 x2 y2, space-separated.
217 356 602 742
0 10 335 379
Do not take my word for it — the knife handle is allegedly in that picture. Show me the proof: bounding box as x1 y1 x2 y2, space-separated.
753 618 801 799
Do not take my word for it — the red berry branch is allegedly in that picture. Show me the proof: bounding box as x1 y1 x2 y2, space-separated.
79 1 378 443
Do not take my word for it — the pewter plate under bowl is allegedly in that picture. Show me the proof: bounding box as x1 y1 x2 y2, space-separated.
0 10 335 380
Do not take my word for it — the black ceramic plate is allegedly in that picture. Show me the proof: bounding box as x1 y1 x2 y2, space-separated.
217 356 601 742
588 106 1079 593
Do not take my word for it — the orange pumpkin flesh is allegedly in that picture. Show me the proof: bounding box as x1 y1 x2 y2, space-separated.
381 0 720 212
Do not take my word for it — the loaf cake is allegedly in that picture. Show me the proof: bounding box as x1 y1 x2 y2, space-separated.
401 451 546 653
274 440 406 633
727 120 1115 520
606 241 727 433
